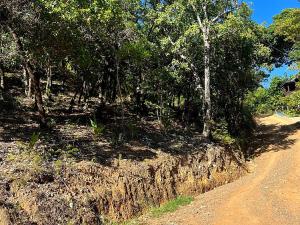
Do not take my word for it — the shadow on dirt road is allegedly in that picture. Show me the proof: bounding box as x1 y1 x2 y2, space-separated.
248 118 300 158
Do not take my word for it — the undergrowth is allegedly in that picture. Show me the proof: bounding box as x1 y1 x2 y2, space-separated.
150 196 194 218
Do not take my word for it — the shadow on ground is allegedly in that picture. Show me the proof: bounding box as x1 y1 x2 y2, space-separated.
2 99 297 167
248 120 300 158
0 105 208 166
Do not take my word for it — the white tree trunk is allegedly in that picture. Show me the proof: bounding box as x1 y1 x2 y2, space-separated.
0 66 4 90
28 76 32 97
45 65 52 97
23 67 29 95
202 27 212 138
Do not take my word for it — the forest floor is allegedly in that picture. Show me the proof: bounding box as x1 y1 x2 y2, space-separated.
0 80 246 225
140 115 300 225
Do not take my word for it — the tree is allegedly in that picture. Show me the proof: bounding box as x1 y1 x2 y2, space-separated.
0 0 274 138
187 0 240 138
271 8 300 69
0 0 48 126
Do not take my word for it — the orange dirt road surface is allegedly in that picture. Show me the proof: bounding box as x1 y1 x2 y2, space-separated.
142 115 300 225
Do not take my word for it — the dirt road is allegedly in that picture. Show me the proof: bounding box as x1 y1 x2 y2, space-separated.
142 115 300 225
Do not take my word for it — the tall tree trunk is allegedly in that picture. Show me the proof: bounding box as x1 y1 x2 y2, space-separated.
202 28 212 138
8 25 46 127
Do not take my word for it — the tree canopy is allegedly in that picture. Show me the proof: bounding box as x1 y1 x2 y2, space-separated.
0 0 296 139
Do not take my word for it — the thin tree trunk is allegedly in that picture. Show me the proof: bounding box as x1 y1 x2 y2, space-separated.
45 65 52 98
0 65 4 90
0 65 4 101
202 28 212 138
28 76 32 97
23 67 29 95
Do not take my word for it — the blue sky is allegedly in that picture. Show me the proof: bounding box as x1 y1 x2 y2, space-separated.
247 0 300 87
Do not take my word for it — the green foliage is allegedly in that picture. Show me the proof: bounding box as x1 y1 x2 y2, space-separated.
65 145 80 158
212 121 237 145
1 0 291 141
111 128 125 147
14 132 40 151
271 8 300 69
29 132 40 149
150 196 194 218
283 90 300 116
271 8 300 43
90 118 105 136
245 76 300 116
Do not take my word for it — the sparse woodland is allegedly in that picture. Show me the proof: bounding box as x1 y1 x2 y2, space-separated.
0 1 298 136
0 1 299 224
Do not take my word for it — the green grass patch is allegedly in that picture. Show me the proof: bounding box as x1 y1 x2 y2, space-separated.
104 218 142 225
150 196 194 218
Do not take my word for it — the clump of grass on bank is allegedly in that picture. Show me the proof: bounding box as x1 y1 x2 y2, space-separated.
105 196 194 225
103 217 142 225
150 196 194 218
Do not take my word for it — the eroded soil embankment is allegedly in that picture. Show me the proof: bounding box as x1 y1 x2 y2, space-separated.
0 144 245 225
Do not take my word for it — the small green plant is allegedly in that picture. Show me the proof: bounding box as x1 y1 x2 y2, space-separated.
53 159 64 174
29 132 40 149
150 196 194 218
65 145 80 158
102 218 141 225
90 118 105 136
